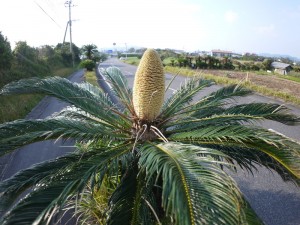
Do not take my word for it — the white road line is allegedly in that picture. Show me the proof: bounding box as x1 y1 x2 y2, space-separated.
168 87 177 93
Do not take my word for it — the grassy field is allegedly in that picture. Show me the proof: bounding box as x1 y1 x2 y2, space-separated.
279 71 300 83
122 57 140 66
164 66 300 105
0 68 76 123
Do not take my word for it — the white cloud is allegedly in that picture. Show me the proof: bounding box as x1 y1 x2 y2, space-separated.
224 11 238 23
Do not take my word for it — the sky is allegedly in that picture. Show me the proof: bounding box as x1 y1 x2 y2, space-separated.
1 0 300 58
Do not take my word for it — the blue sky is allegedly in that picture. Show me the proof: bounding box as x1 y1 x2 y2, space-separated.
1 0 300 58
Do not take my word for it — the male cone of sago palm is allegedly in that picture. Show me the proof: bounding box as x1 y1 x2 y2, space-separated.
133 48 165 122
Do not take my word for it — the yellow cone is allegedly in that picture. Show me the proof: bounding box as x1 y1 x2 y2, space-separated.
133 49 165 121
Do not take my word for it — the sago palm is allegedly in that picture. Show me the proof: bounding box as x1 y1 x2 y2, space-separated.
0 49 300 225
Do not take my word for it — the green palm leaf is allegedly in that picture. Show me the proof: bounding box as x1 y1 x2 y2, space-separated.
165 103 299 133
101 67 133 112
221 103 300 125
107 163 156 225
159 84 253 126
139 142 252 225
159 78 213 119
0 116 130 157
0 77 125 125
0 143 133 225
203 144 299 184
170 125 300 180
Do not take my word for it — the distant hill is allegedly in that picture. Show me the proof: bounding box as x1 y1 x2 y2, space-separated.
258 53 300 62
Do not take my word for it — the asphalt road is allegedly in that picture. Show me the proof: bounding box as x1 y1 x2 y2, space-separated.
98 57 300 225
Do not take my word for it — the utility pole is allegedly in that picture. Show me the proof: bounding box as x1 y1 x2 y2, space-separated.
64 1 75 67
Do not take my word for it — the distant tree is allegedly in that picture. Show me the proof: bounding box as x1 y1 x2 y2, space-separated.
128 47 135 53
221 57 234 70
55 43 81 66
250 64 260 71
135 48 147 54
233 60 242 70
81 44 98 60
170 59 175 66
93 52 108 62
177 56 185 67
37 45 63 68
13 41 38 66
241 53 261 61
79 59 95 71
262 58 273 71
13 41 50 76
0 32 13 71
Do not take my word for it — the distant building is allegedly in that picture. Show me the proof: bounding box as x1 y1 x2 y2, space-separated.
271 62 293 75
211 49 233 58
210 49 242 58
197 51 210 56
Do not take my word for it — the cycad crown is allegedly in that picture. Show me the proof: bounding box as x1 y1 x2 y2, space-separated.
133 48 165 122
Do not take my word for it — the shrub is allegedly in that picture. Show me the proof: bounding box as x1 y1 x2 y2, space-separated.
80 59 95 71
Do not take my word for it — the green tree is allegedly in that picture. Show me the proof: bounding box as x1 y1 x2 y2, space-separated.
128 47 135 53
13 41 50 76
262 58 273 71
1 49 300 225
55 42 81 66
79 59 95 71
81 44 98 60
13 41 38 66
37 45 64 69
0 32 13 71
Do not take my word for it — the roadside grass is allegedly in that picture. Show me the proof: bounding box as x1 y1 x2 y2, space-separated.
84 70 99 86
164 66 300 106
0 67 76 123
279 75 300 83
123 57 140 66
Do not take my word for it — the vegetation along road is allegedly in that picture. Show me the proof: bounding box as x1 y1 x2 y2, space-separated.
98 57 300 225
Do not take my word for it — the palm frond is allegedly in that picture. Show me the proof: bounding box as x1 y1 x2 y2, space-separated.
107 163 156 225
202 84 253 104
0 77 125 125
243 198 265 225
165 103 300 133
0 116 130 157
159 84 252 126
139 142 249 225
159 77 213 119
184 84 253 118
101 67 133 112
170 125 300 180
0 143 133 225
204 144 299 184
223 103 300 125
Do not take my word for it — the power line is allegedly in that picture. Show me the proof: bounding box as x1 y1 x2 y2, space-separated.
34 1 62 28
